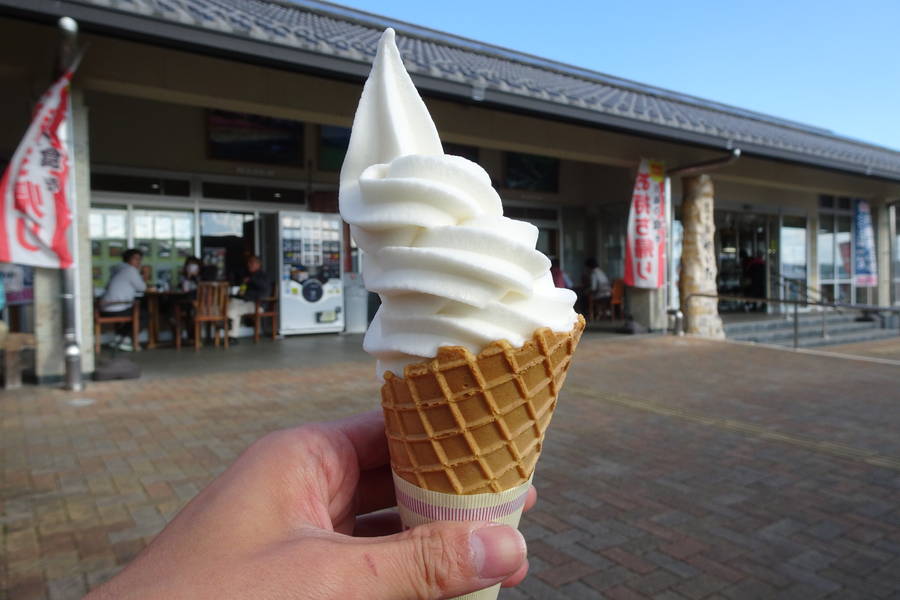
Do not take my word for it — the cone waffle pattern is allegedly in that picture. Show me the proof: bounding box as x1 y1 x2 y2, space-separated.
381 315 585 494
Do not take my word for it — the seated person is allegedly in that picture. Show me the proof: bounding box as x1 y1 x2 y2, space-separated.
179 256 202 295
584 257 611 320
100 248 147 351
226 255 269 343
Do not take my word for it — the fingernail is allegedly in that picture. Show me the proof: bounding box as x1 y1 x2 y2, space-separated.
471 524 527 579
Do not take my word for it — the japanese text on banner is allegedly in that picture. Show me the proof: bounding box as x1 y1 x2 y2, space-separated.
853 199 877 288
0 68 76 269
624 159 667 289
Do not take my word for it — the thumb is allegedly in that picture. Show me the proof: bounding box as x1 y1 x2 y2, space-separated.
352 521 527 600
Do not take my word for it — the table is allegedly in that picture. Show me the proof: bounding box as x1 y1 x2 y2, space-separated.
143 290 190 349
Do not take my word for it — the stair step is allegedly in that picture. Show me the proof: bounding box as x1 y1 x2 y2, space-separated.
799 329 900 348
727 321 883 343
723 312 872 335
733 328 899 349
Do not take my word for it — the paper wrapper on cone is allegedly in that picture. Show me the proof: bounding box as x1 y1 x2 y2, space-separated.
381 315 585 600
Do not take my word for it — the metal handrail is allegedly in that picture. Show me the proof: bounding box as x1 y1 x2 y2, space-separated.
772 272 826 304
681 292 900 349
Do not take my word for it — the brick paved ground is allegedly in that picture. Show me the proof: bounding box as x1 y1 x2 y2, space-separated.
2 334 899 599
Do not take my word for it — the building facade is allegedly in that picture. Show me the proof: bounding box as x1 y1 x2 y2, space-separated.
1 0 899 382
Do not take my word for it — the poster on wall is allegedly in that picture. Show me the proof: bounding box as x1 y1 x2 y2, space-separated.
624 159 667 288
854 199 877 287
0 263 35 305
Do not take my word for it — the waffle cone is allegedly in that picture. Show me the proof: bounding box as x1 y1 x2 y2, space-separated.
381 315 585 495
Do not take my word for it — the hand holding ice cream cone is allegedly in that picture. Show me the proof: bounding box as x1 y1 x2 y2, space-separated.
340 28 584 600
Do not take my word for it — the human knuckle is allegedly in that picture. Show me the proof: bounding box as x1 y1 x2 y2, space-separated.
253 426 323 457
409 527 470 596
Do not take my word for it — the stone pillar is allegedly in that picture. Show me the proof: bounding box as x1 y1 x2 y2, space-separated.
875 201 892 307
34 269 64 382
678 174 724 338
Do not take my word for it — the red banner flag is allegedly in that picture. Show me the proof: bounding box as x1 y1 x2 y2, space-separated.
0 68 77 269
624 159 667 288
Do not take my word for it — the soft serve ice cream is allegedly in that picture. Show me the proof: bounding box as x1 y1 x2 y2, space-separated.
341 30 584 599
340 29 577 377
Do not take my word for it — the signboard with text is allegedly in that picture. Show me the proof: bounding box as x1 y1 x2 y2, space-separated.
624 159 667 288
0 67 77 269
854 199 877 287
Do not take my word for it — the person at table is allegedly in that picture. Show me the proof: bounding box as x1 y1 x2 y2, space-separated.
100 248 147 351
179 256 203 295
583 257 611 320
227 255 269 344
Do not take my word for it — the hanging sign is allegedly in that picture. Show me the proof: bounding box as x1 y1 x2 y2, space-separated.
853 199 877 287
624 159 667 288
0 66 78 269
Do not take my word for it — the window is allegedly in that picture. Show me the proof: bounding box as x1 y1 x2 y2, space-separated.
202 182 304 204
504 205 559 221
443 143 479 164
504 152 559 192
92 173 189 196
207 110 304 165
132 209 196 289
318 125 351 172
818 196 864 304
89 206 129 293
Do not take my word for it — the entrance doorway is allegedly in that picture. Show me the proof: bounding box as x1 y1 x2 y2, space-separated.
199 210 256 284
715 211 773 312
817 196 855 304
714 211 809 313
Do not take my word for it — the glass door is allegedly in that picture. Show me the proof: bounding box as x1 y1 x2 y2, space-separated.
715 211 772 312
200 210 255 283
779 216 807 305
818 196 855 304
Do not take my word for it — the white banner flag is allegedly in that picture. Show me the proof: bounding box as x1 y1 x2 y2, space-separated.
624 159 667 288
0 67 77 269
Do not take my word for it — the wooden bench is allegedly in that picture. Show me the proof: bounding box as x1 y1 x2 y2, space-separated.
3 332 36 390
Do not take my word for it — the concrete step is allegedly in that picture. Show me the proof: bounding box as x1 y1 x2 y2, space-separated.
799 328 900 348
723 312 860 335
731 326 899 348
727 320 883 344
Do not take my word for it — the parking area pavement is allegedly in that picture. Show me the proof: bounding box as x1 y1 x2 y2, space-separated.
2 333 899 599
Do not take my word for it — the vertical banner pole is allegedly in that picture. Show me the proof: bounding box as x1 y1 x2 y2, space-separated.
58 17 83 391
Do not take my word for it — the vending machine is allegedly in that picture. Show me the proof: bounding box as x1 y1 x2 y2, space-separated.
278 211 344 334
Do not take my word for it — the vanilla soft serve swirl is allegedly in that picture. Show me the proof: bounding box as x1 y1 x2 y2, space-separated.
340 29 578 378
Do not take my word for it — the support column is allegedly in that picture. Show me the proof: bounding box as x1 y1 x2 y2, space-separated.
34 269 64 382
875 201 892 307
627 287 667 332
33 90 93 384
73 88 94 374
678 174 724 338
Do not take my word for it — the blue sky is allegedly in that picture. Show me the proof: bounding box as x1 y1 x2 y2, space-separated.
331 0 900 151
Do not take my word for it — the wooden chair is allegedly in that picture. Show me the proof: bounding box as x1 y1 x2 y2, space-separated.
245 282 279 343
193 282 229 350
3 332 36 390
94 300 141 354
610 279 625 320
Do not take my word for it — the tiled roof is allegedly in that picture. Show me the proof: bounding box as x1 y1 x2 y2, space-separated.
13 0 900 180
